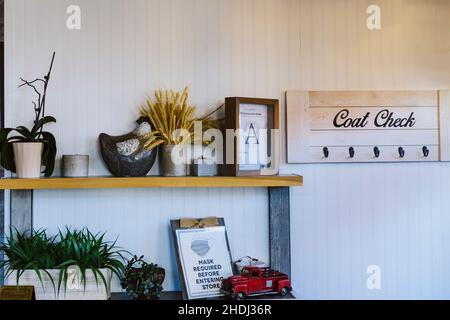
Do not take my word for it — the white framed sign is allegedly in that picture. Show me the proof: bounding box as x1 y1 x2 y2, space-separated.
171 219 234 300
286 90 450 163
238 103 270 172
224 97 280 176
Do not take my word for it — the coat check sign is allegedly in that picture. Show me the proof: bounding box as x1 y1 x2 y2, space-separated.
286 90 450 163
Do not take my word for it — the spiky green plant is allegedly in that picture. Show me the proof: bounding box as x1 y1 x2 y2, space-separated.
0 229 59 291
0 228 127 297
54 228 127 294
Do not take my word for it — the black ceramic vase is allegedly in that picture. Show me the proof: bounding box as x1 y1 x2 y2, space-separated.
99 117 157 177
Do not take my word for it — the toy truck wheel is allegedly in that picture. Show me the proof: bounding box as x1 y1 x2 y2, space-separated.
280 287 289 296
236 292 246 300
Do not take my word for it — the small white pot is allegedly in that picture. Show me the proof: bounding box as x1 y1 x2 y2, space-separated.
13 142 44 178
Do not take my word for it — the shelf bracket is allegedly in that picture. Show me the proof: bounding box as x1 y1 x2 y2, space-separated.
10 190 33 236
269 187 291 277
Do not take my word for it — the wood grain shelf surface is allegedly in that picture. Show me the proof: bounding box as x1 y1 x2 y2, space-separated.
110 291 296 300
0 175 303 190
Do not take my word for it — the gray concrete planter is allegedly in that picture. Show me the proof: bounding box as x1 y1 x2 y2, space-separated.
159 144 188 177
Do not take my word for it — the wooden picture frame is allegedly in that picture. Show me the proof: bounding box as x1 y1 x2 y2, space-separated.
170 218 234 300
224 97 280 176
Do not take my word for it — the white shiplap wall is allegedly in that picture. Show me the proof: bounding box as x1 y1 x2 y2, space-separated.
4 0 450 299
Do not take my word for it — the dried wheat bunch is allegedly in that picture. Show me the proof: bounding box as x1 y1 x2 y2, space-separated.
141 87 195 149
140 87 223 150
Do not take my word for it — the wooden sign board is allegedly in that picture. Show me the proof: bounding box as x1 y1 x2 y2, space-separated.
286 90 450 163
0 286 36 300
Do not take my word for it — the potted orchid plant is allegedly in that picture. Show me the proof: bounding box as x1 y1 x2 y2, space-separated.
0 52 57 178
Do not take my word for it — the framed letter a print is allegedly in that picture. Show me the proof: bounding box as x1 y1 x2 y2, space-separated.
171 219 234 300
224 97 280 176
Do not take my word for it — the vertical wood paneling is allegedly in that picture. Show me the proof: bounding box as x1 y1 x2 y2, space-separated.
4 0 450 298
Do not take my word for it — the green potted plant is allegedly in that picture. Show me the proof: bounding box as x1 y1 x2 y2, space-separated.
120 255 165 300
0 52 57 178
0 228 126 300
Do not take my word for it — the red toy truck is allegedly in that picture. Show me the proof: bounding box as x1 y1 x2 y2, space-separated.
221 266 292 299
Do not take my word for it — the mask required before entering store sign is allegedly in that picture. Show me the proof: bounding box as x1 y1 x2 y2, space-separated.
171 219 234 300
286 90 450 163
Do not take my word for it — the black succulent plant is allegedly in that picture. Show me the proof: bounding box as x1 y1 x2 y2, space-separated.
120 255 165 300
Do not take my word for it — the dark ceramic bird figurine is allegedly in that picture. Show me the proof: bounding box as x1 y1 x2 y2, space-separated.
99 117 157 177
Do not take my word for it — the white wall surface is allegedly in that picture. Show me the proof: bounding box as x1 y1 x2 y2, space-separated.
4 0 450 299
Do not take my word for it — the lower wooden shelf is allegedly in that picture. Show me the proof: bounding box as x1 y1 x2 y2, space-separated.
110 291 295 300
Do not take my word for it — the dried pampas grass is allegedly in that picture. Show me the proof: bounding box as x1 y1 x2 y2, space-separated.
140 87 222 150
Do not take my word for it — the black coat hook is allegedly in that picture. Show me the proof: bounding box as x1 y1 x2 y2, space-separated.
349 147 355 158
374 146 380 158
422 146 429 157
398 147 405 158
323 147 329 158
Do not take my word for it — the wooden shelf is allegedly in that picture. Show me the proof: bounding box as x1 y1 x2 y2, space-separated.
0 175 303 190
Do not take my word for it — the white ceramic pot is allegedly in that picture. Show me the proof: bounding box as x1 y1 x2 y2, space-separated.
13 142 44 178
